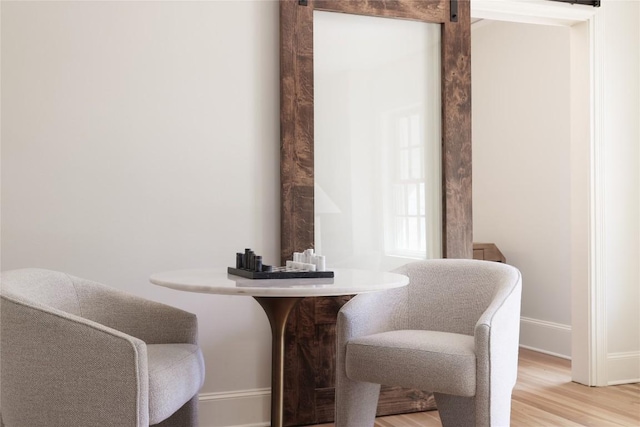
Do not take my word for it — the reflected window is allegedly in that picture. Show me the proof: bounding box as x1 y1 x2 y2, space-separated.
385 108 427 258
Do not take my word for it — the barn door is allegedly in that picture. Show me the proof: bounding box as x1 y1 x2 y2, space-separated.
280 0 472 424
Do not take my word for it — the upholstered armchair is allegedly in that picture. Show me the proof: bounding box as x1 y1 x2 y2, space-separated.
0 268 205 427
335 259 522 427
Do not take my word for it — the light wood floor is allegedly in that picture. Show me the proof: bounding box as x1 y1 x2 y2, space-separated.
316 348 640 427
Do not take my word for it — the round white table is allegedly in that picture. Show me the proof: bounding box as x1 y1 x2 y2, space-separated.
150 268 408 427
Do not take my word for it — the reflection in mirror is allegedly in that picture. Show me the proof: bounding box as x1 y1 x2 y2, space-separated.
314 10 442 271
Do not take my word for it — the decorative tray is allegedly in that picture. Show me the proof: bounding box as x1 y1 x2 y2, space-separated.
230 247 332 280
227 267 334 280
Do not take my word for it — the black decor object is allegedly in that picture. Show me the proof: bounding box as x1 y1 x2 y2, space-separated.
549 0 600 7
228 248 334 280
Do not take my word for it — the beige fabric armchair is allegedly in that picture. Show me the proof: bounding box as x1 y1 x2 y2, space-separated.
335 259 522 427
0 268 205 427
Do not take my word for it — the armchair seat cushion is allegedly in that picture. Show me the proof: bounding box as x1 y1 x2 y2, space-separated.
346 330 476 397
147 344 205 425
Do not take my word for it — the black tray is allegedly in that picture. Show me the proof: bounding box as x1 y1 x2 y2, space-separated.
228 267 334 280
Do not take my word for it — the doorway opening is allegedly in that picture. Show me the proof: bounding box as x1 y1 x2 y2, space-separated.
470 0 602 385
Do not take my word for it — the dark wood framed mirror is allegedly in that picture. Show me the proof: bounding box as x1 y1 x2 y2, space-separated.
280 0 472 424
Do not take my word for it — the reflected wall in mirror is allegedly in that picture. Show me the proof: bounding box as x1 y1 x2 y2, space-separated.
314 11 442 271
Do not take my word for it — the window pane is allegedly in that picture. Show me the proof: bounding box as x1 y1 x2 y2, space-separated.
395 184 406 215
408 217 418 250
398 117 409 147
400 150 409 180
411 146 422 179
410 114 420 146
396 217 407 249
407 184 418 215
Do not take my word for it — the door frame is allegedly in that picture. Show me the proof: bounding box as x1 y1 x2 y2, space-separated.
471 0 605 386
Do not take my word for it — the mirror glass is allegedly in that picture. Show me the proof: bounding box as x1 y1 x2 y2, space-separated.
314 10 442 271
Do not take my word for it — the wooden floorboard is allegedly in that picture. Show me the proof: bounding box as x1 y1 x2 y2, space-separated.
314 348 640 427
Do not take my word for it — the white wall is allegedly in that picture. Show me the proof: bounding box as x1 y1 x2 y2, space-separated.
472 20 573 357
1 1 279 425
601 0 640 385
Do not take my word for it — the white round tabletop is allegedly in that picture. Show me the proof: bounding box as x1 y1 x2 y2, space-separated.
150 268 408 297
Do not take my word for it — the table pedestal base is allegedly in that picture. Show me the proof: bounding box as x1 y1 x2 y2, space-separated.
254 296 303 427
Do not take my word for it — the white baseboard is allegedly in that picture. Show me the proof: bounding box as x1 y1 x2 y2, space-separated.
607 352 640 385
198 388 270 427
519 316 572 359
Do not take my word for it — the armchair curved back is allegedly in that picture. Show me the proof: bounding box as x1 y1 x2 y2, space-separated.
2 268 198 345
393 259 521 335
1 268 82 315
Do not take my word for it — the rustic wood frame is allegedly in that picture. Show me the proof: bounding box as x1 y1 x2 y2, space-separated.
281 0 472 265
280 0 472 424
